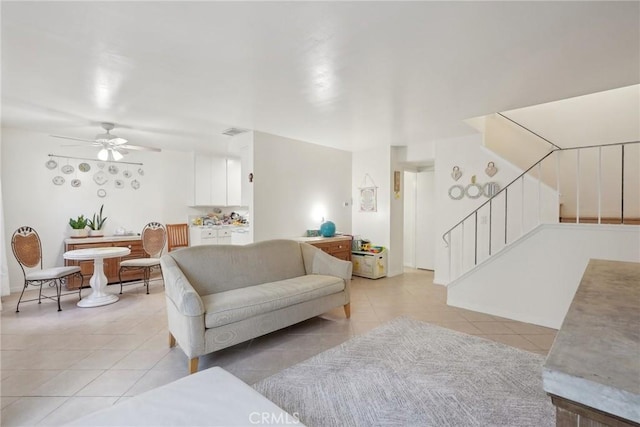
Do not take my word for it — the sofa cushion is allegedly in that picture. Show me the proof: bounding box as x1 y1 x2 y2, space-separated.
168 240 307 295
202 275 345 328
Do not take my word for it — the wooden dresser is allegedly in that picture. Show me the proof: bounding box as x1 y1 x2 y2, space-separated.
294 235 352 261
64 236 149 289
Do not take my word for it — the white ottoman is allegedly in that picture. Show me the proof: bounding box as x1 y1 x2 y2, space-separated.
66 367 304 426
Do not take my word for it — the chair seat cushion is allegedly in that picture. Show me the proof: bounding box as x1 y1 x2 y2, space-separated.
120 258 161 268
26 266 81 280
202 275 345 328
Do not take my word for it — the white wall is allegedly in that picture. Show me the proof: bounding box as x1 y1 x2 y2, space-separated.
388 147 404 277
252 131 352 242
1 127 203 292
433 133 559 284
448 224 640 329
415 169 435 270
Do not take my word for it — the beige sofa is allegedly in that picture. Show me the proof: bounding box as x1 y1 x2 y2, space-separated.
160 239 352 373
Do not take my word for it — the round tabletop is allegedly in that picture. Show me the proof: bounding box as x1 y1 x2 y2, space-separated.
64 247 131 260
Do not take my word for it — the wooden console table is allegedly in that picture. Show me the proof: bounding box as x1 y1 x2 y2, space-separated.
293 235 352 261
542 259 640 427
64 236 148 289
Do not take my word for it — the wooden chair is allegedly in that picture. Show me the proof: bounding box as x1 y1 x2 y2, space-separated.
11 226 84 312
166 223 189 252
119 222 166 294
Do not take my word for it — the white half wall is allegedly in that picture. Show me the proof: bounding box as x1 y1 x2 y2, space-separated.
447 224 640 329
252 131 352 242
1 127 203 292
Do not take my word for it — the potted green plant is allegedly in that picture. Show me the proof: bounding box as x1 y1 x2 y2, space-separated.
87 204 107 237
69 214 89 238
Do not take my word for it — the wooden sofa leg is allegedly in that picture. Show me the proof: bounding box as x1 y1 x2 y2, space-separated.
344 303 351 319
169 333 176 348
189 358 199 374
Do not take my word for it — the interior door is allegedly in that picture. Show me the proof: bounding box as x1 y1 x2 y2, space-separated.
415 170 435 270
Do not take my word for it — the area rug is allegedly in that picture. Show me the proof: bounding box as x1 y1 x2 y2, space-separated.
253 317 554 427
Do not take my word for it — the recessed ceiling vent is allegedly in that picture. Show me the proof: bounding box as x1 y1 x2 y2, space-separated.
221 127 249 137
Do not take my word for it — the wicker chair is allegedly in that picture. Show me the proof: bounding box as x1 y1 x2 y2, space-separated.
11 226 84 312
119 222 166 294
166 223 189 252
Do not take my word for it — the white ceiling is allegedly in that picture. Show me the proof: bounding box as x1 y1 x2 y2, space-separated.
2 1 638 154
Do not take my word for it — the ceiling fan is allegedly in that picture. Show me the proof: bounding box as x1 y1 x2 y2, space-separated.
51 122 161 161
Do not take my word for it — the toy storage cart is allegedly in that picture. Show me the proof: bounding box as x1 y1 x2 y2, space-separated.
351 248 387 279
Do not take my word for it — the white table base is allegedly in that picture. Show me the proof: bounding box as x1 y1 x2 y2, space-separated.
77 256 119 308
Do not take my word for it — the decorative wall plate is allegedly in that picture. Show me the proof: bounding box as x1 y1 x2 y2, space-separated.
78 163 91 172
52 176 65 185
131 179 140 190
97 189 107 198
46 159 58 169
448 184 464 200
61 164 74 174
115 179 124 189
123 170 132 178
108 165 119 175
93 171 108 185
465 183 483 199
71 179 81 188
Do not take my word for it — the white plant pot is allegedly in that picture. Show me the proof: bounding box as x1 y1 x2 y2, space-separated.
70 228 89 238
89 229 104 237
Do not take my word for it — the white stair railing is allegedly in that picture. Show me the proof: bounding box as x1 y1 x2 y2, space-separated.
443 140 639 283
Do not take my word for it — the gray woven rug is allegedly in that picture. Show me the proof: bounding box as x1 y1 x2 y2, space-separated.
253 317 554 427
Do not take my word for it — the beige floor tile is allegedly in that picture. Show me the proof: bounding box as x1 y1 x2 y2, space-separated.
503 321 558 335
471 321 518 335
75 369 147 397
1 396 20 409
478 334 540 351
110 349 171 370
351 320 383 336
36 396 119 426
1 370 62 397
71 350 131 370
435 321 483 335
521 334 557 350
0 396 68 427
27 369 104 397
124 370 187 397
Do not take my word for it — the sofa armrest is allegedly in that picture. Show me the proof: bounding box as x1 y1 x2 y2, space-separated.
161 255 205 317
301 243 353 282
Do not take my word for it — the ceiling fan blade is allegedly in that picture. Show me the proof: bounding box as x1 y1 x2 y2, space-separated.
120 144 161 152
110 137 128 145
60 143 102 147
50 134 97 143
114 147 129 155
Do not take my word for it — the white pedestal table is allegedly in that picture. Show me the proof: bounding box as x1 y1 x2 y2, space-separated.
63 246 130 308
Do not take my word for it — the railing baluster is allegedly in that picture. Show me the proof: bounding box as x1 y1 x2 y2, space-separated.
447 231 452 282
576 150 580 224
474 212 478 266
489 199 492 256
598 147 602 224
621 144 625 224
504 188 508 245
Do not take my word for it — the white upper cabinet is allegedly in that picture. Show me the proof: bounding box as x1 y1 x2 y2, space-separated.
191 153 242 207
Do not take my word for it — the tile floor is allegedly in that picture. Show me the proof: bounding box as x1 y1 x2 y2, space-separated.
0 269 557 426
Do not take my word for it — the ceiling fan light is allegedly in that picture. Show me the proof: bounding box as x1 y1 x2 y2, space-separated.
98 148 109 161
112 150 124 161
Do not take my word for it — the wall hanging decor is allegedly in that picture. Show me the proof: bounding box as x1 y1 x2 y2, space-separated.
451 166 462 181
485 161 498 177
46 154 144 196
359 173 378 212
393 171 401 199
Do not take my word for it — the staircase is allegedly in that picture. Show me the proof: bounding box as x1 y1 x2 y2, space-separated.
443 138 639 283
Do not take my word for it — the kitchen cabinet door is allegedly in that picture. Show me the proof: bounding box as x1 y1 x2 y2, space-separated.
226 157 241 206
210 156 227 206
193 154 213 206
